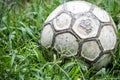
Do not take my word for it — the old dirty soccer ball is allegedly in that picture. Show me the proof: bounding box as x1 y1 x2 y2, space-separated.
41 1 117 70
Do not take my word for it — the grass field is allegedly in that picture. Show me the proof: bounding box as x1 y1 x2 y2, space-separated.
0 0 120 80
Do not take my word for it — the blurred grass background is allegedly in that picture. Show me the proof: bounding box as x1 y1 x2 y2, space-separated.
0 0 120 80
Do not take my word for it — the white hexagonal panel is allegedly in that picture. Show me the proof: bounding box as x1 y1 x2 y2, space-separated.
93 54 112 70
53 13 72 31
65 1 91 14
41 25 54 48
110 16 117 32
45 5 63 23
45 1 91 23
81 41 101 61
72 15 100 39
92 7 110 22
99 25 117 51
54 33 79 57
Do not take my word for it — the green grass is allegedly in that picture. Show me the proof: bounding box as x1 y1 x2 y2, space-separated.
0 0 120 80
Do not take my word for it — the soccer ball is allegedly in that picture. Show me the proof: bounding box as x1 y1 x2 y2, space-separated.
40 1 117 70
